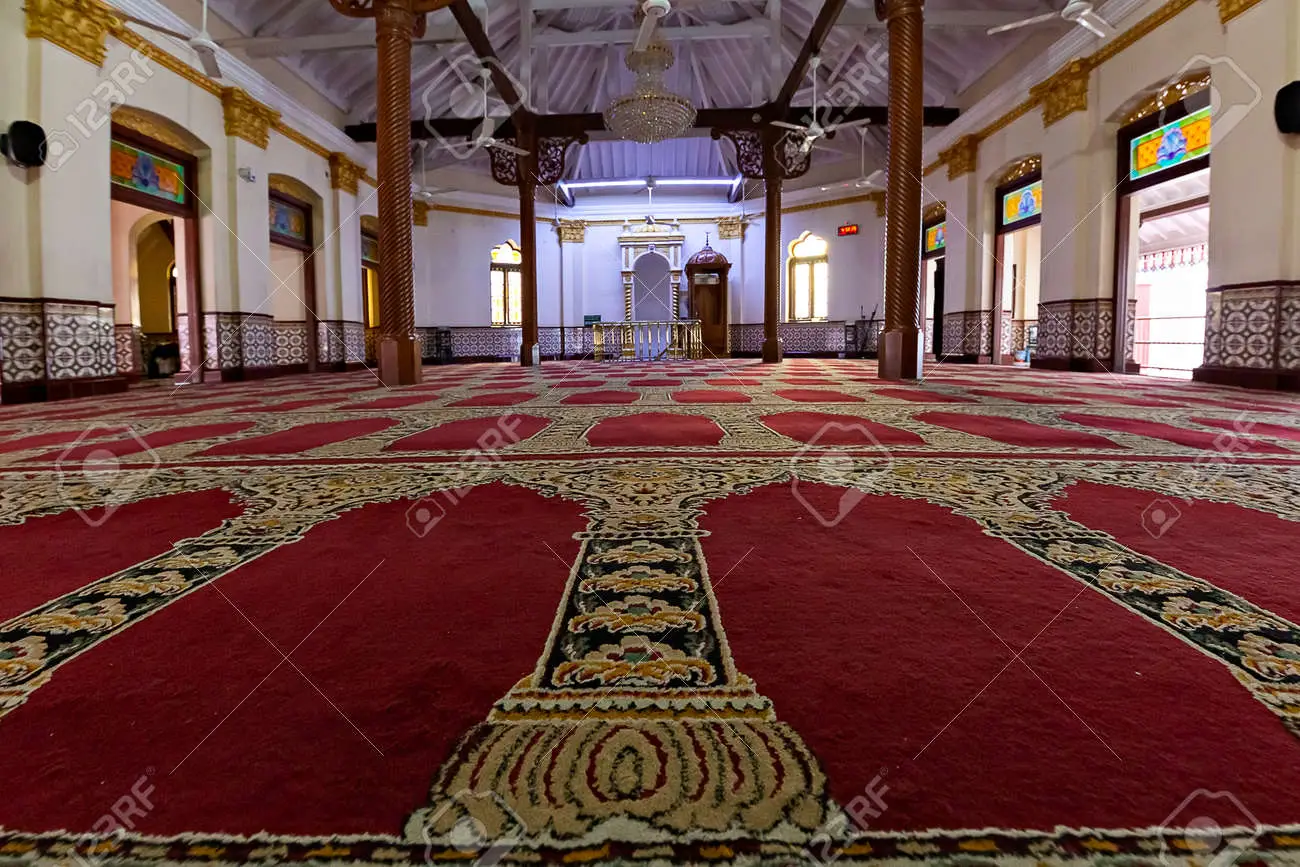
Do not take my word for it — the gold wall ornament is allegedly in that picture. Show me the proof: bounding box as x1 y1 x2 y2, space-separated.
111 106 200 154
557 220 586 243
329 153 364 194
996 155 1042 187
716 217 744 240
922 201 946 224
1120 70 1212 126
413 201 430 226
269 174 317 202
939 135 980 180
1031 59 1092 127
26 0 120 67
221 87 280 149
1218 0 1265 23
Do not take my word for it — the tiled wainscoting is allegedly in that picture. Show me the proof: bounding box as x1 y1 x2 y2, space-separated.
1033 299 1136 371
1 299 122 401
1196 282 1300 389
729 321 848 356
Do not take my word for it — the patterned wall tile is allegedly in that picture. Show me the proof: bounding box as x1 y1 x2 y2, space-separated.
451 327 522 359
115 325 141 375
44 302 115 379
0 301 44 384
272 321 309 366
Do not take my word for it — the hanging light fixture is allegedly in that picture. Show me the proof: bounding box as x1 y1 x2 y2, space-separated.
603 41 697 144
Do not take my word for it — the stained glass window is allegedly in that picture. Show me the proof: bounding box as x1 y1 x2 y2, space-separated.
111 140 186 205
788 232 829 321
269 198 308 242
924 222 946 255
1001 180 1042 229
361 233 380 264
490 241 522 326
1130 105 1211 181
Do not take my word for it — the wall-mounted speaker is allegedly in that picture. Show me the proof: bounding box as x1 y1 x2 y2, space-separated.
1277 81 1300 135
1 121 48 168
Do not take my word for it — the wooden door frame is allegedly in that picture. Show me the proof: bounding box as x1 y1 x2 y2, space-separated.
269 190 319 372
110 123 204 382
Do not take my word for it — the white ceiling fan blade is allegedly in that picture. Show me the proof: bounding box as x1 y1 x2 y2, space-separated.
487 140 531 156
987 12 1059 34
1076 10 1115 36
769 120 807 131
823 118 871 134
112 12 191 42
632 14 658 52
191 38 222 78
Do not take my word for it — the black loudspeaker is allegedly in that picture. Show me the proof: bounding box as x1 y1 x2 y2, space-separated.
1277 81 1300 134
1 121 48 168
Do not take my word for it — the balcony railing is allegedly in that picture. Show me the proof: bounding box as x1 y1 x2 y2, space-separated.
592 320 704 361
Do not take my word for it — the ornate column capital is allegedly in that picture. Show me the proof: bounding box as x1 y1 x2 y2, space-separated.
716 216 745 240
1219 0 1265 23
874 0 924 21
1030 59 1092 128
557 220 586 243
221 87 280 148
329 152 365 194
938 134 979 181
25 0 118 67
413 201 430 226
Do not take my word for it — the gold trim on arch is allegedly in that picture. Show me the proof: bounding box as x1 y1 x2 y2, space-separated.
111 106 201 154
1120 70 1212 126
996 155 1042 187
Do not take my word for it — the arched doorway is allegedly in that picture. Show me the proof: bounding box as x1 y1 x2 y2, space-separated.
990 156 1043 366
632 251 672 321
109 109 206 381
268 176 322 374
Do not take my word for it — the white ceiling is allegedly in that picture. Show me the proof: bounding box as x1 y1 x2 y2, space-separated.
197 0 1075 183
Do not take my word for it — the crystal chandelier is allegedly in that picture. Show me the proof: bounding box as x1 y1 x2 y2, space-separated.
603 42 697 144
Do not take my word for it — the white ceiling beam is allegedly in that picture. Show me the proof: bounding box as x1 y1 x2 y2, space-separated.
532 0 765 9
519 0 534 98
534 20 766 47
224 25 464 56
767 0 781 101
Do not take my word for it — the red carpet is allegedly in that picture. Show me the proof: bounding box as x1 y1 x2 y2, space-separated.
670 389 751 403
917 411 1124 449
347 395 441 410
1060 412 1292 453
385 415 551 451
874 387 975 403
774 389 864 403
448 391 537 407
585 412 725 447
560 390 640 405
969 388 1087 405
199 418 399 456
25 421 254 462
1193 416 1300 442
760 411 926 446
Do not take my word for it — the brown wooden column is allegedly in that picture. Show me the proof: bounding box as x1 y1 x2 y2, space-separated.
333 0 453 385
877 0 925 381
518 120 539 366
762 136 784 364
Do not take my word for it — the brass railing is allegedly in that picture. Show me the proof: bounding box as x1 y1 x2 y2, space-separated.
592 320 704 361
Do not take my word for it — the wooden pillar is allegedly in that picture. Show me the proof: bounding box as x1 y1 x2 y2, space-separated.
518 121 539 366
332 0 437 386
762 146 784 364
877 0 925 381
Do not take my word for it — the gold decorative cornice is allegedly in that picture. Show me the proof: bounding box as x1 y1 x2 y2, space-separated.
26 0 118 67
1219 0 1265 22
1030 59 1092 128
269 174 317 202
939 135 980 181
996 155 1042 187
716 216 745 240
221 87 280 149
1090 0 1197 67
329 153 364 195
360 215 380 236
275 121 330 159
557 220 586 243
922 201 947 224
362 173 379 188
1121 70 1211 126
111 106 198 154
413 201 430 226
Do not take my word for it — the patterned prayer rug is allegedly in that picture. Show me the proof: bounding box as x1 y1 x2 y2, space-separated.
2 359 1299 866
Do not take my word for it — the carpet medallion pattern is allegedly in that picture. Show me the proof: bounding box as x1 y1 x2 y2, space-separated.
1 360 1299 866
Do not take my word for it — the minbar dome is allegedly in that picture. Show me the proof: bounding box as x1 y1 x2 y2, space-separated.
686 244 729 266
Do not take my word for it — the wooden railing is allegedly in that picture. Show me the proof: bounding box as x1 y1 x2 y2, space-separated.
592 320 704 361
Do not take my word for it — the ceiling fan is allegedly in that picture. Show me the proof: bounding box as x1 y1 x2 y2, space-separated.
114 0 223 78
987 0 1116 38
820 130 885 192
410 143 453 202
631 0 714 51
769 56 871 155
432 66 530 158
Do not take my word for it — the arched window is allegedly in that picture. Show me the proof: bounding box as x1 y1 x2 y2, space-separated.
490 241 523 326
787 232 829 321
